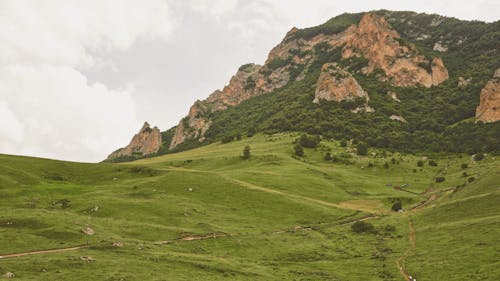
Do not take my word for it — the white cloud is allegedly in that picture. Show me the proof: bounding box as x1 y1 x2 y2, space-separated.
0 0 175 162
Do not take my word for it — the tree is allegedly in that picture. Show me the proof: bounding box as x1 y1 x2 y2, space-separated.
340 140 347 147
324 152 332 161
391 201 403 211
356 143 368 156
242 145 251 160
294 144 304 157
435 176 445 183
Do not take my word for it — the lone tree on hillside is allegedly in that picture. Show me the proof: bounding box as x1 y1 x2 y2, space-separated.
294 144 304 157
242 145 251 160
356 143 368 156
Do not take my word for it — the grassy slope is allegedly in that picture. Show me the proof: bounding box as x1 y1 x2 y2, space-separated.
0 133 498 280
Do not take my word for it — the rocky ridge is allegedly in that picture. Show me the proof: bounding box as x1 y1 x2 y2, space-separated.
107 122 161 160
168 12 450 149
475 69 500 123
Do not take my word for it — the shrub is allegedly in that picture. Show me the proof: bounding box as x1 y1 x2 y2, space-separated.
299 134 320 148
221 135 234 144
53 199 71 209
340 140 347 147
324 152 332 161
368 162 374 167
247 127 256 137
473 154 484 161
351 221 376 234
468 177 475 183
391 201 403 212
417 160 424 167
384 162 390 169
242 145 251 160
236 133 242 141
294 144 304 157
356 143 368 156
461 163 468 169
429 160 438 166
435 177 446 183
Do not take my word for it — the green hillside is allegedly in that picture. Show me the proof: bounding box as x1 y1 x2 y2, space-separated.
1 133 498 280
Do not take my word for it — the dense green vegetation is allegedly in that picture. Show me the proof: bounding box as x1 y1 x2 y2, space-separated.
1 133 498 280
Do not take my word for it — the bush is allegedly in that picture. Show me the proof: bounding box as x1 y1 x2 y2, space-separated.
236 133 242 141
340 140 347 147
461 163 468 169
462 172 468 177
384 162 390 169
468 177 475 183
299 134 320 148
429 160 438 166
324 152 332 161
391 201 403 212
247 127 256 137
473 154 484 161
356 143 368 156
242 145 251 160
351 221 376 234
294 144 304 157
417 160 424 167
221 135 234 144
53 199 71 209
435 177 446 183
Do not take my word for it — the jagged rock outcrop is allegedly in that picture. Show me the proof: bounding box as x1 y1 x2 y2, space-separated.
339 13 449 87
390 115 407 123
169 64 262 149
388 91 401 102
313 63 368 103
458 76 471 88
169 12 450 149
107 122 161 160
475 69 500 123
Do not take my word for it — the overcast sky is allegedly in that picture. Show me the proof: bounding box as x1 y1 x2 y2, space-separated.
0 0 498 162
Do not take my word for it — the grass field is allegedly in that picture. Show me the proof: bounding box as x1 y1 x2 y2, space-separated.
0 133 498 280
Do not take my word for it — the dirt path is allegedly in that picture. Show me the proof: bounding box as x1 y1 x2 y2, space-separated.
0 245 87 260
396 215 416 281
162 166 384 214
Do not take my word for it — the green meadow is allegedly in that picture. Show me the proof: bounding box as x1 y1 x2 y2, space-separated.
0 133 498 280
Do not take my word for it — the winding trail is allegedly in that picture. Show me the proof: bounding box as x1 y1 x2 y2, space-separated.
396 215 416 281
0 245 87 260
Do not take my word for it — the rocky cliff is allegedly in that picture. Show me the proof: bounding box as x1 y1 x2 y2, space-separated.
313 63 368 103
476 69 500 123
168 12 450 149
107 122 161 160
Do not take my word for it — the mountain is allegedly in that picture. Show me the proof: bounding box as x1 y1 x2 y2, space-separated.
108 10 500 161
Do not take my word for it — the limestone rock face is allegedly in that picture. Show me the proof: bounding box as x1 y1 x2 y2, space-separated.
169 12 450 149
313 63 368 103
169 65 260 149
475 69 500 123
340 13 449 87
107 122 161 160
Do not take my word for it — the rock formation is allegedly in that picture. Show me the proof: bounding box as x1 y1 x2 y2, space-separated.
168 12 450 149
313 63 368 103
475 69 500 123
390 115 407 123
458 76 471 88
107 122 161 160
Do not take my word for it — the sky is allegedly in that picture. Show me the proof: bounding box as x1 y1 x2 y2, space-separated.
0 0 498 162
